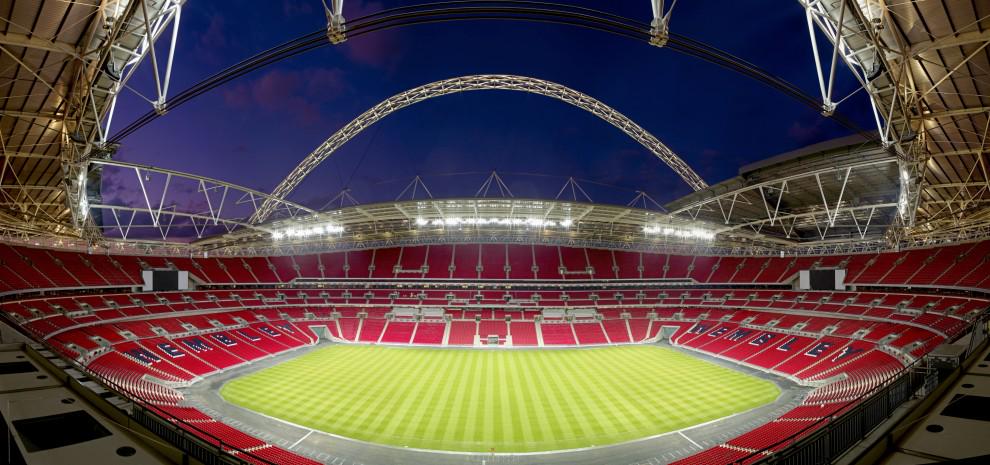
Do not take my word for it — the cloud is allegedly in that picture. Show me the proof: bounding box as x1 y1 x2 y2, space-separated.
344 32 401 69
192 14 229 66
222 68 347 125
99 169 208 212
282 0 315 16
787 119 827 145
341 1 402 70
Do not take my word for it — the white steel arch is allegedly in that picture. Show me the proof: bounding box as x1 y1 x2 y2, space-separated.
251 74 708 224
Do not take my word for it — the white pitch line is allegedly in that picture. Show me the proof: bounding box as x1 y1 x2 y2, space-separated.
678 431 702 449
289 429 314 449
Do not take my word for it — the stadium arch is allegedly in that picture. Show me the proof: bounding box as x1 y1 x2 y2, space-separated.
251 74 708 224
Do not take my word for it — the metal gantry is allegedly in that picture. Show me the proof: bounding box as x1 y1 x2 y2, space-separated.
250 74 709 224
323 0 347 44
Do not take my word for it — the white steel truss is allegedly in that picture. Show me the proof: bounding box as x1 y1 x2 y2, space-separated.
649 0 678 46
669 157 901 243
84 159 314 242
797 0 922 222
251 75 709 224
323 0 347 44
6 0 989 259
63 0 185 233
796 0 990 240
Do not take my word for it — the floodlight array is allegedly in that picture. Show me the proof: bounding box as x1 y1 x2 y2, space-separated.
643 225 716 240
898 166 911 217
270 223 344 240
414 217 573 228
77 170 89 221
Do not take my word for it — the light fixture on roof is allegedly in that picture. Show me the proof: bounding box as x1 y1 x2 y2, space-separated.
270 222 344 241
76 170 89 222
643 225 715 240
414 217 572 229
897 165 913 218
866 60 885 82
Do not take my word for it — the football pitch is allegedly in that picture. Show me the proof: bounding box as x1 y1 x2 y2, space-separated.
219 344 780 452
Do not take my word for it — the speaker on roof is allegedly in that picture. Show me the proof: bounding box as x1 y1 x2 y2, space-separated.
866 62 885 82
103 60 122 81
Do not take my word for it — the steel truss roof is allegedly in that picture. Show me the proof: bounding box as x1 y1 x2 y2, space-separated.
666 138 903 244
86 159 314 241
0 0 182 238
204 197 784 256
4 1 990 259
55 136 981 257
796 0 990 241
199 139 910 256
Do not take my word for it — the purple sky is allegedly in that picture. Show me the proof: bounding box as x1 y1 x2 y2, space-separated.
98 0 870 238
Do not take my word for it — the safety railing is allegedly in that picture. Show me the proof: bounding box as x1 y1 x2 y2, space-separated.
731 343 939 464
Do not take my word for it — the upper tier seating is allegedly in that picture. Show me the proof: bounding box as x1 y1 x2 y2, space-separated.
1 241 989 295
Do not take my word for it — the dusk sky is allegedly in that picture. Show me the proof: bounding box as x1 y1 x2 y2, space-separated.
105 0 870 216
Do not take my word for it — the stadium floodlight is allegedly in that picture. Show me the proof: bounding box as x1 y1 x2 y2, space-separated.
897 166 912 218
75 170 89 222
78 195 89 221
270 222 344 241
414 217 573 229
643 225 716 240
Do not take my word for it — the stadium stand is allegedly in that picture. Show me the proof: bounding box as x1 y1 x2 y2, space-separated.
6 242 990 293
0 240 987 465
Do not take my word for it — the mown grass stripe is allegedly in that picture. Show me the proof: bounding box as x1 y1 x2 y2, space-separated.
220 345 779 452
517 348 553 446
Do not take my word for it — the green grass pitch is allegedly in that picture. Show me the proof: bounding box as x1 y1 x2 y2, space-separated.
220 344 780 452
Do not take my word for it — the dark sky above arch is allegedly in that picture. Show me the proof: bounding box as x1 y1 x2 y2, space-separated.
108 0 871 211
